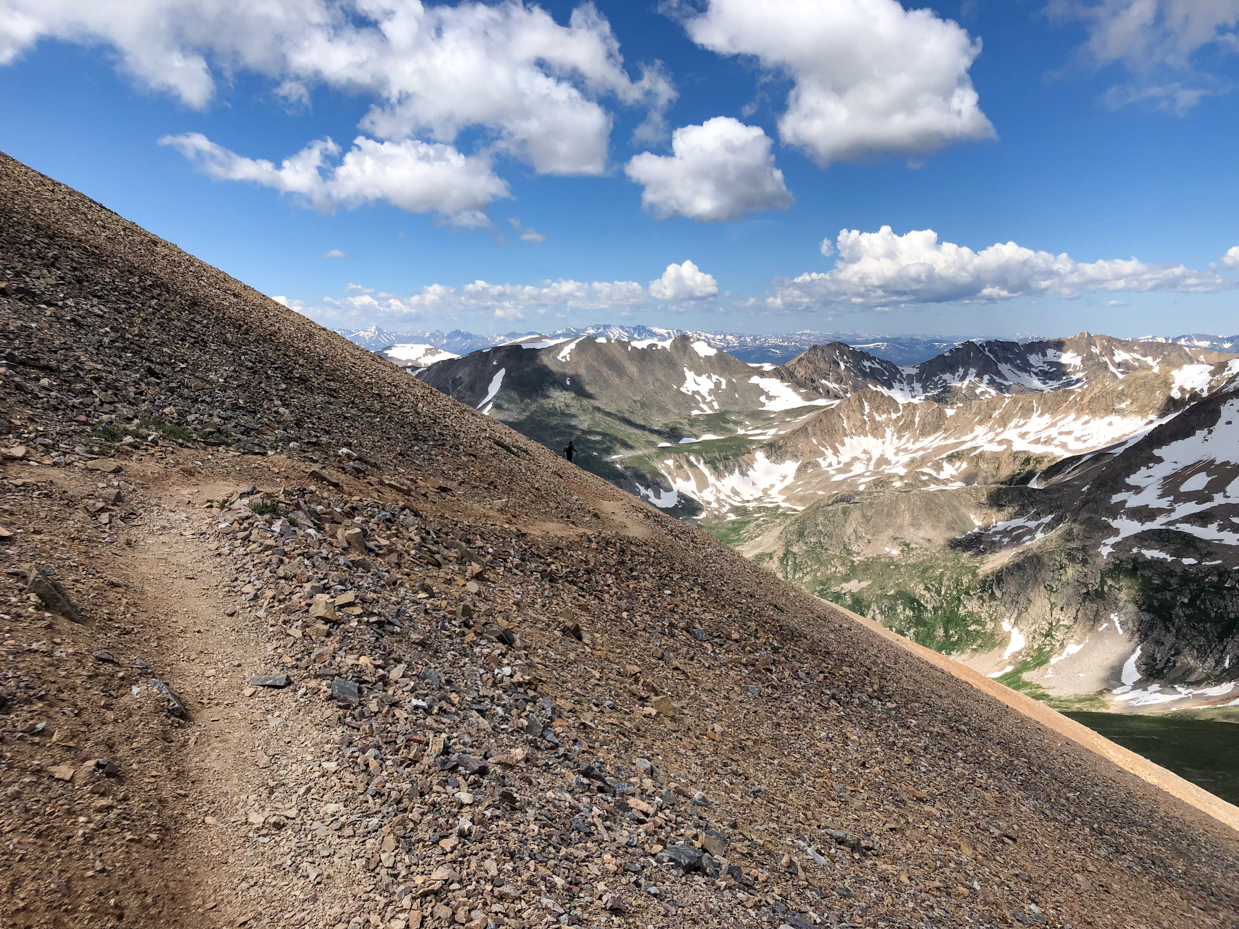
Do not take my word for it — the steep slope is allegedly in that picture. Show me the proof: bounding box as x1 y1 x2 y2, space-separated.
942 373 1239 698
419 334 829 509
5 151 1239 929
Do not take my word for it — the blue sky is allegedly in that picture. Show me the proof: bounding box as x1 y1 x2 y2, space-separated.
1 0 1237 339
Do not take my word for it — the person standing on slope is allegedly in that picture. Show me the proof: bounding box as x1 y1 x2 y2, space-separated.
563 441 575 463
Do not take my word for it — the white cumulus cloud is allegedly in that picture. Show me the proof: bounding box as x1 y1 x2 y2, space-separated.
160 133 509 226
625 117 792 222
1224 246 1239 269
508 218 547 244
320 249 346 259
330 278 649 322
1 1 673 177
1050 1 1239 112
762 227 1238 311
649 260 719 300
2 0 676 226
679 0 995 166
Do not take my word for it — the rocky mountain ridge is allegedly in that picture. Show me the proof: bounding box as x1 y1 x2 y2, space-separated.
344 323 1239 369
415 325 1239 712
348 325 975 366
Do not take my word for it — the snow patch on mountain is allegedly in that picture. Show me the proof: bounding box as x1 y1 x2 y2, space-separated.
634 484 680 509
680 371 728 412
557 338 585 362
666 452 803 510
1171 364 1215 398
383 343 460 368
1101 397 1239 554
750 376 828 411
478 368 505 414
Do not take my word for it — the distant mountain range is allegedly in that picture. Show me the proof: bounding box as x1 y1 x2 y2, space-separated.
415 329 1239 714
340 323 1239 367
334 325 511 355
1143 334 1239 354
340 323 974 365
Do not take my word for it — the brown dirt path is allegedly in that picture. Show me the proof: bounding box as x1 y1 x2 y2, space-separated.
0 460 264 928
112 492 255 925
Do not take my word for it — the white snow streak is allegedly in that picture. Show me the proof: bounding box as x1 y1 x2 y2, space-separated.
478 368 505 410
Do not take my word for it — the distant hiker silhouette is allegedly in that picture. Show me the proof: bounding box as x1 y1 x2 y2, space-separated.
563 441 576 462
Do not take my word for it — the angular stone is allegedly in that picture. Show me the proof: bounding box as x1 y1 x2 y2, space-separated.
25 565 82 622
309 599 338 622
49 764 76 782
84 459 122 473
148 678 188 719
651 695 675 717
455 754 489 776
331 678 360 706
249 674 292 688
702 828 730 858
307 467 341 488
656 844 702 873
341 527 367 554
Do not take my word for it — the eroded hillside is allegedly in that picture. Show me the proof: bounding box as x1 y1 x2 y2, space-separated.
4 151 1239 929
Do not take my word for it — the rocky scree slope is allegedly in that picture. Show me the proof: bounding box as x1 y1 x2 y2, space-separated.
3 150 1239 929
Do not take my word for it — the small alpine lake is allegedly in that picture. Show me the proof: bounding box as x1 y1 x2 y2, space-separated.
1065 710 1239 807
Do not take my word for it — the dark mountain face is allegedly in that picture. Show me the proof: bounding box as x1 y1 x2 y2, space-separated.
777 342 906 398
947 376 1239 684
